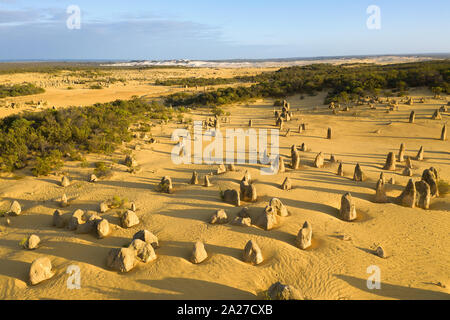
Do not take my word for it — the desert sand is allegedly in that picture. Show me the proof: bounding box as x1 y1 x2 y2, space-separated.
0 68 449 300
0 67 272 118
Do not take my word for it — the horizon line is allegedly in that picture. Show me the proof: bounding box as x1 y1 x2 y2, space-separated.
1 52 450 64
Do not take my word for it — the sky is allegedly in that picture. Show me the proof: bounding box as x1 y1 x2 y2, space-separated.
0 0 449 60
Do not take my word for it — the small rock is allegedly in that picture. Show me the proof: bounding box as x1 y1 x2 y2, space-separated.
281 177 292 190
53 210 69 228
204 175 212 187
314 152 324 168
99 202 109 213
415 180 431 210
124 155 137 167
60 194 69 208
422 169 439 198
402 167 413 177
67 209 85 231
337 163 344 176
217 164 227 174
240 181 257 202
269 198 288 217
341 234 352 241
132 230 159 248
61 176 71 187
257 205 279 231
158 176 173 193
190 171 199 185
89 174 98 183
340 193 357 221
238 207 251 218
243 240 263 265
405 157 413 169
397 179 416 208
376 246 387 258
223 189 240 206
267 282 303 300
191 241 208 264
232 216 252 227
296 221 312 250
9 201 22 216
24 234 40 250
106 248 136 273
210 209 228 224
374 179 387 203
353 163 364 182
29 257 54 285
95 219 110 239
121 210 140 228
241 170 251 183
291 148 301 169
416 146 425 161
398 143 406 162
383 152 396 171
129 239 157 263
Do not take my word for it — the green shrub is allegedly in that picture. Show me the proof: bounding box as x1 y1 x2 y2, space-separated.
31 150 63 176
212 106 225 116
0 97 166 173
110 195 126 209
0 83 45 98
93 161 112 178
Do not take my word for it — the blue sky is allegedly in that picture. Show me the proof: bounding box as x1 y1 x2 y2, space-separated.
0 0 449 60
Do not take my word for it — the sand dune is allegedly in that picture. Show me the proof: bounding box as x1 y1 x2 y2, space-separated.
0 85 448 300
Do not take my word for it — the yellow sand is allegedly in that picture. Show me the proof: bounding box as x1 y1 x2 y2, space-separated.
0 71 448 300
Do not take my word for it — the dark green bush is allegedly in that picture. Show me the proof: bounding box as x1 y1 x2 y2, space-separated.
0 83 45 98
31 149 63 176
164 60 450 107
93 161 112 178
0 98 174 173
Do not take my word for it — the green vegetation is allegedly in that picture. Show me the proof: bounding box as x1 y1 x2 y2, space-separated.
93 161 112 178
0 62 187 75
155 77 242 87
89 84 103 90
0 98 176 172
165 60 450 107
0 83 45 98
1 60 448 175
31 149 63 176
19 237 28 247
110 195 127 209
